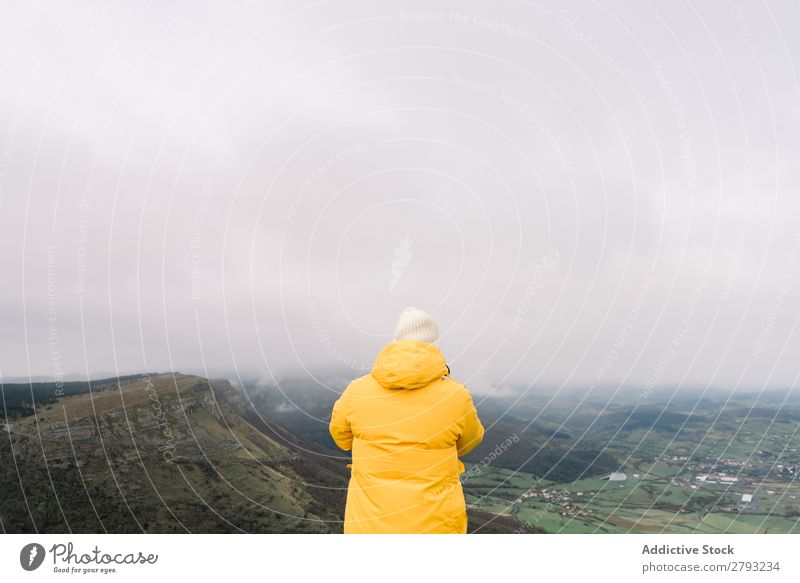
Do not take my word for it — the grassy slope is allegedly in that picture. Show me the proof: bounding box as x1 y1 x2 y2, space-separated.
0 373 349 533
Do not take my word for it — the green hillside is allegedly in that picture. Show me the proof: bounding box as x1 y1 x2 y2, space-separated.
0 374 349 533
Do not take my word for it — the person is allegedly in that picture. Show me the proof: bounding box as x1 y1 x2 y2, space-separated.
328 306 484 534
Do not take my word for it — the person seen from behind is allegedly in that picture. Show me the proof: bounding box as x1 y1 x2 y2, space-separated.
329 307 485 533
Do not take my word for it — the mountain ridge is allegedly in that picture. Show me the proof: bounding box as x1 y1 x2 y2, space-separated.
0 373 349 533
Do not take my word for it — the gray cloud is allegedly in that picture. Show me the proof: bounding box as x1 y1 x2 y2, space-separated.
1 0 799 394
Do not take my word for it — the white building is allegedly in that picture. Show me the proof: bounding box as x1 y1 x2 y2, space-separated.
602 472 627 481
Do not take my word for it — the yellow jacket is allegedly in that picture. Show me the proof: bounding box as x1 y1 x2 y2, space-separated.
329 340 484 533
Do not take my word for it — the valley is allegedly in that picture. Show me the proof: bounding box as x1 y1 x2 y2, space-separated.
3 373 798 534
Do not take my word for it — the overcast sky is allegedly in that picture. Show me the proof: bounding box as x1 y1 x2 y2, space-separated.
1 0 799 394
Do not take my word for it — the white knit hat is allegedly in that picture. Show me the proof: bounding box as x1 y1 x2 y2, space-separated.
393 306 440 346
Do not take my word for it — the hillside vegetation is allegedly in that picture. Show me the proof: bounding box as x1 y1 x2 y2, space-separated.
0 374 348 533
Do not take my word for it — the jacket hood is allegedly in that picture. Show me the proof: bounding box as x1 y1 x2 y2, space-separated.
370 340 449 390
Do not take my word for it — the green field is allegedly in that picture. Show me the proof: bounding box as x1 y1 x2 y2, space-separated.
466 464 800 533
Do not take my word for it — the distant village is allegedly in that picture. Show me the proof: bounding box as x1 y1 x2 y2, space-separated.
512 451 799 519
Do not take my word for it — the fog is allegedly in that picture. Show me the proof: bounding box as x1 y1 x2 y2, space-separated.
1 0 799 394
